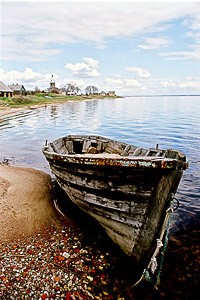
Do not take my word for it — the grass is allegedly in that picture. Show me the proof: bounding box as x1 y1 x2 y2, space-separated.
0 93 120 109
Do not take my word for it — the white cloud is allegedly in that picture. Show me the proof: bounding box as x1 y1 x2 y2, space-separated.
0 68 43 84
179 81 200 88
138 37 171 50
158 14 200 61
1 1 200 61
125 67 151 78
1 68 55 90
159 49 200 61
1 1 200 96
160 80 177 88
161 79 200 89
105 76 141 89
183 16 200 32
0 67 98 92
156 8 200 62
2 65 200 95
65 57 100 77
124 79 141 87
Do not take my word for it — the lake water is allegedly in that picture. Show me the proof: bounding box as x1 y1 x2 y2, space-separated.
0 96 199 219
0 96 199 298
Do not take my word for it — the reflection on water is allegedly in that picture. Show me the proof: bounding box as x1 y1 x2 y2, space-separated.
0 96 200 223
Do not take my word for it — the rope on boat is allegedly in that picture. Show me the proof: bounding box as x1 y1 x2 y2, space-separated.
129 193 179 290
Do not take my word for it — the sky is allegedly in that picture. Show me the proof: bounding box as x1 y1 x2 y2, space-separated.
1 0 200 96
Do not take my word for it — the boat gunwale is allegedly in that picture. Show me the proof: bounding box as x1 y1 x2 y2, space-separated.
43 150 188 170
42 134 188 170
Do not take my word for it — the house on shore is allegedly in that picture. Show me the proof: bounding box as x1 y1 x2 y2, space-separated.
66 91 77 96
107 91 116 96
100 91 106 96
0 81 13 97
8 84 26 95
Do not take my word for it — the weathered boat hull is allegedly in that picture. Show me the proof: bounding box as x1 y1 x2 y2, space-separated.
43 135 188 266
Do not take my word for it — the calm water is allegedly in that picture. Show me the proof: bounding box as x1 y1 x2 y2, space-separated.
0 96 199 220
0 96 199 298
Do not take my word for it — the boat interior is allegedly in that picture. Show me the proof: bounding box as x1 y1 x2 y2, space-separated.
49 135 166 158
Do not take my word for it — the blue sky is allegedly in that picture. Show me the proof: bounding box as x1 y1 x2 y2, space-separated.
1 0 200 95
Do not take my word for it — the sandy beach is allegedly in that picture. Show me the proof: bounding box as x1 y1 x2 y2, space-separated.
0 164 60 242
0 106 44 119
0 106 27 116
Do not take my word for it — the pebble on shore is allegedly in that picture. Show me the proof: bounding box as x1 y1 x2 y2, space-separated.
0 222 126 299
0 164 127 299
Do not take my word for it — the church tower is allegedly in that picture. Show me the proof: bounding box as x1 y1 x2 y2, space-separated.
50 75 55 89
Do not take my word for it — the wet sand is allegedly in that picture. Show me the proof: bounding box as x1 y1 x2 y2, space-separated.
0 106 45 120
0 164 60 242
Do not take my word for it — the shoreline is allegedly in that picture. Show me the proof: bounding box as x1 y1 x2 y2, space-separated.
0 104 49 119
0 95 122 118
0 106 28 118
0 94 121 119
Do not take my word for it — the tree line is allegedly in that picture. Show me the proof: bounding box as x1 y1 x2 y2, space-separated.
63 83 98 95
34 83 99 95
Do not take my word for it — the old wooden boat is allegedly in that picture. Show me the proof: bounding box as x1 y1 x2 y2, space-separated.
42 135 188 268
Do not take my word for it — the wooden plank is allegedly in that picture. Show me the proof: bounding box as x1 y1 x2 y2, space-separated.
82 140 91 152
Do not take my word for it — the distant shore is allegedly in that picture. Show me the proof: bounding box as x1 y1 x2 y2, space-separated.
0 93 120 118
